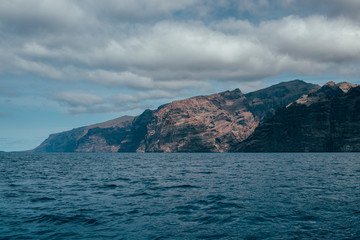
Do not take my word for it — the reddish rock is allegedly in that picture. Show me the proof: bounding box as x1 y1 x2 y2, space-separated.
33 80 319 152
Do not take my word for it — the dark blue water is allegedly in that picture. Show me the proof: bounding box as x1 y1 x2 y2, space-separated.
0 153 359 239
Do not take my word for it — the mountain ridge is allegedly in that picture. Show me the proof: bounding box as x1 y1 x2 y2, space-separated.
33 80 336 152
236 82 359 152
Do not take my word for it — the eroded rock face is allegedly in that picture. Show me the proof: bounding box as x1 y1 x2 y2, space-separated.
33 80 319 152
236 83 360 152
142 89 257 152
33 116 134 152
127 80 319 152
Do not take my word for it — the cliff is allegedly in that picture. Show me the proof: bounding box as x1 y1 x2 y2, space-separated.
33 116 134 152
236 82 360 152
137 80 318 152
33 80 319 152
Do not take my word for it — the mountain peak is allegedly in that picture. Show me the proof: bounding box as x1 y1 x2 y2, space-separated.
292 81 358 107
32 80 326 153
322 81 357 92
238 82 360 152
324 81 336 86
337 82 358 93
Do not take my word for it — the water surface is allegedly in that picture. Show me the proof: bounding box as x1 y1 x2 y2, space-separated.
1 153 359 239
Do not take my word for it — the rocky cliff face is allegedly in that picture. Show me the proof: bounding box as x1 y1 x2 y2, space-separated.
245 80 320 121
137 80 318 152
141 89 257 152
33 116 134 152
33 80 319 152
236 82 360 152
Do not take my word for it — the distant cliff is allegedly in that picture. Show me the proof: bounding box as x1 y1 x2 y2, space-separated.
236 82 360 152
33 80 319 152
134 80 318 152
33 116 134 152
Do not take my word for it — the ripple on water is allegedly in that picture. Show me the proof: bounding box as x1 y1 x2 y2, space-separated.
25 214 100 226
0 152 359 239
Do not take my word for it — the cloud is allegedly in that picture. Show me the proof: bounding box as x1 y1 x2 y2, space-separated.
13 57 64 79
113 89 179 103
85 0 200 21
112 94 138 103
3 14 360 90
0 0 91 35
258 15 360 67
66 103 150 115
53 91 105 107
211 0 360 21
86 70 155 89
51 90 155 115
1 0 360 117
287 0 360 20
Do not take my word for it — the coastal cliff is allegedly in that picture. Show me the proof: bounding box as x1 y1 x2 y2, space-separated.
33 80 319 152
33 116 134 152
236 82 360 152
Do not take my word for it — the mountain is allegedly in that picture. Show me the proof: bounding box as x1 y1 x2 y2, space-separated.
126 80 319 152
33 80 319 152
33 116 134 152
236 82 360 152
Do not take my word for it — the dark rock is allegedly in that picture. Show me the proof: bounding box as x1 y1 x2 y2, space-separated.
236 83 360 152
245 80 320 121
117 109 154 152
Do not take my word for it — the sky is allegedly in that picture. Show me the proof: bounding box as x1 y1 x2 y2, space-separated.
1 0 360 151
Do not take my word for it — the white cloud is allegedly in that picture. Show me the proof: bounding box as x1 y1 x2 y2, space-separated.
2 0 360 117
3 14 360 88
66 102 150 115
113 89 178 103
14 57 63 79
154 80 210 90
112 94 138 103
86 70 155 89
259 15 360 63
53 91 105 107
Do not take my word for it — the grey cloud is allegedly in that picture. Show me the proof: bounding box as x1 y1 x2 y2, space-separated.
67 103 150 115
112 94 138 103
86 70 155 89
258 16 360 64
1 0 360 104
53 91 105 107
14 57 64 79
112 89 180 103
84 0 200 21
51 89 154 115
0 0 93 35
288 0 360 20
5 16 360 86
154 80 210 90
4 16 360 90
223 0 360 21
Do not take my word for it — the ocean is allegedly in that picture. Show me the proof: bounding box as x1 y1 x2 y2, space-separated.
0 152 359 239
